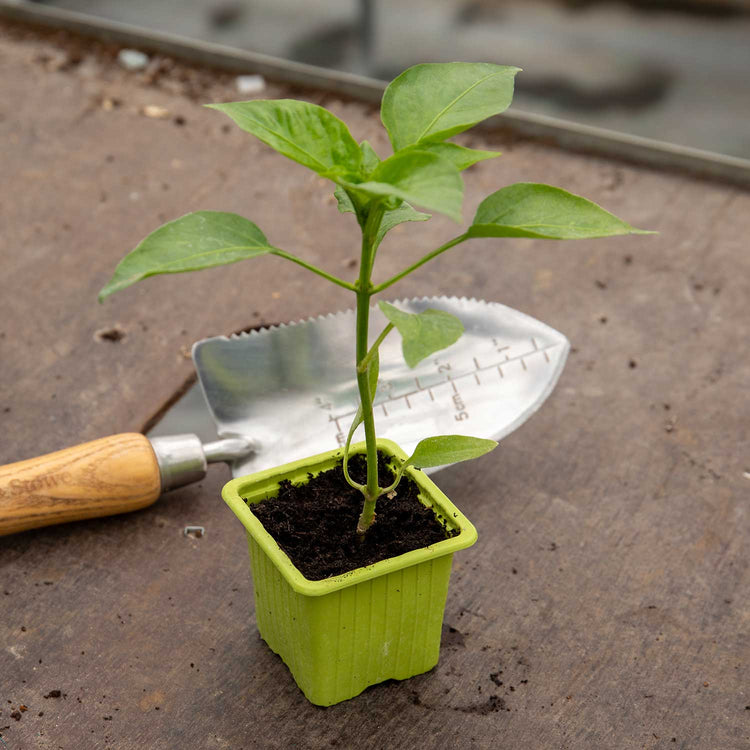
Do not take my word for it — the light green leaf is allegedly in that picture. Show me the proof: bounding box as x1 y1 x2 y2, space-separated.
334 185 356 214
379 302 464 368
207 99 362 178
342 150 464 223
405 435 498 469
359 140 381 175
336 191 430 243
366 350 379 404
468 183 653 240
334 142 384 221
99 211 277 300
403 142 501 171
381 62 520 151
374 202 431 252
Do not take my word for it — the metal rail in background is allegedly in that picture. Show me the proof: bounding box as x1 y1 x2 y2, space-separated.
2 0 749 188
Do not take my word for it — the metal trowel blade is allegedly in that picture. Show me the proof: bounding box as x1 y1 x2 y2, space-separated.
188 297 569 478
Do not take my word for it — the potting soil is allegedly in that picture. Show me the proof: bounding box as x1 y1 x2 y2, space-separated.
247 453 454 580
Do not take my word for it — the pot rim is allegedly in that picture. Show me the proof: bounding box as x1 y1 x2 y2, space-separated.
221 438 478 596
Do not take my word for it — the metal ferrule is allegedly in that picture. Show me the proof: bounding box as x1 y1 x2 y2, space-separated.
149 434 207 492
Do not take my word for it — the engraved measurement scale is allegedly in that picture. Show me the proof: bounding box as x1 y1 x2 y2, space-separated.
193 297 570 477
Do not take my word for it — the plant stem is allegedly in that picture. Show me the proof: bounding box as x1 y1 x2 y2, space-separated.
354 290 379 533
270 249 356 291
371 234 468 293
354 203 385 535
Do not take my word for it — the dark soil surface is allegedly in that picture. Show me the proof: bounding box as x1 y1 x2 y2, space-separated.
247 453 454 580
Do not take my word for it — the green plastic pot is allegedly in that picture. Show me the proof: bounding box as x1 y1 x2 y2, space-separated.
221 438 478 706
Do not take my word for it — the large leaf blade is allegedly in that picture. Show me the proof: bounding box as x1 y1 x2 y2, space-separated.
405 435 498 469
344 150 463 223
207 99 362 178
99 211 278 300
381 62 520 151
379 302 464 368
468 183 653 240
403 142 501 171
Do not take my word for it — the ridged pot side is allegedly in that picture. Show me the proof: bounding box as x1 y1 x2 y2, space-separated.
222 439 477 706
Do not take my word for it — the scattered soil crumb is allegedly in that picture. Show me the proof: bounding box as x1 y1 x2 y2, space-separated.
95 327 126 343
442 624 466 649
454 695 507 715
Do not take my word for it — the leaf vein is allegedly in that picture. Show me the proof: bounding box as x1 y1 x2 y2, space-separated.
120 244 274 284
416 72 499 143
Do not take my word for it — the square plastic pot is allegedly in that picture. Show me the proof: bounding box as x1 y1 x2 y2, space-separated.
221 438 477 706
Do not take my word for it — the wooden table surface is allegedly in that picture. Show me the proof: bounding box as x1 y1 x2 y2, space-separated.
1 19 748 750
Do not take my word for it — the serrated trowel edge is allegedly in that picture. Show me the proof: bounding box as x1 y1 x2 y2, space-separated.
192 295 547 348
191 297 570 462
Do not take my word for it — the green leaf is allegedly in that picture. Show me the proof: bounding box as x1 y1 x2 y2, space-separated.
334 185 356 214
334 142 384 222
405 435 498 469
381 62 520 151
99 211 277 300
207 99 362 178
468 183 653 240
359 140 381 175
374 202 431 252
336 191 430 244
342 150 464 223
403 142 501 171
378 302 464 368
366 350 379 404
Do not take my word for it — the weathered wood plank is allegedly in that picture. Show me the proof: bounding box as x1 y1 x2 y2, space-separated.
1 20 748 750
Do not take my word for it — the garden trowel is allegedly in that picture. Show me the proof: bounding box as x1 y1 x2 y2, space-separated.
0 297 568 535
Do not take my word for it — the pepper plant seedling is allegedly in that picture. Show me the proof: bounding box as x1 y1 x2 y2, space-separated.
100 62 650 535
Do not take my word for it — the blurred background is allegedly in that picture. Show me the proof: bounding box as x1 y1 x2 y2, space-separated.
21 0 750 158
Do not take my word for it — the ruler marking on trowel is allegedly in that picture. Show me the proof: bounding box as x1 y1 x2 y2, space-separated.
326 342 562 425
483 343 560 372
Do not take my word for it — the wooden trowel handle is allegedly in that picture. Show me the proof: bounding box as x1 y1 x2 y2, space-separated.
0 433 162 536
